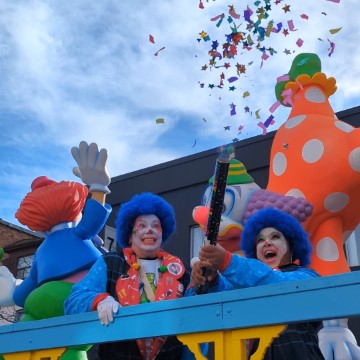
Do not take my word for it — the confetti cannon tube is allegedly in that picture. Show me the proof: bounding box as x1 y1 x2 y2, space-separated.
195 147 233 295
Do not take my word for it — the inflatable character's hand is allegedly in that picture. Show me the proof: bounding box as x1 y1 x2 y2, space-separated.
71 141 111 194
318 319 360 360
0 266 16 307
97 296 120 326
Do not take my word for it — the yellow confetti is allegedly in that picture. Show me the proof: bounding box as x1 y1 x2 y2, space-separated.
243 91 250 98
329 27 342 34
255 109 261 119
156 118 165 124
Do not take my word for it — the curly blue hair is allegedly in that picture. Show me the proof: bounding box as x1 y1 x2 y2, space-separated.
116 192 176 249
241 208 312 266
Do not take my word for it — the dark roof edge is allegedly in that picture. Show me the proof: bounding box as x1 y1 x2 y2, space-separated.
0 218 42 238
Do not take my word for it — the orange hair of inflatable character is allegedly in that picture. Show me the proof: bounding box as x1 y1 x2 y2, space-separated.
16 176 88 232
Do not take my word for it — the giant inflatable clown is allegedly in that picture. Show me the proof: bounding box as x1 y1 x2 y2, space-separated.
267 53 360 359
193 53 360 359
0 141 112 360
192 157 313 254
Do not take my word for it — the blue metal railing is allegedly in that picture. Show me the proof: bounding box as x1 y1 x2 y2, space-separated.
0 271 359 354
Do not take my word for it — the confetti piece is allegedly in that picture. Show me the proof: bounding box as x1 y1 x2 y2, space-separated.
281 89 293 106
269 100 281 113
224 126 231 130
277 74 290 83
156 118 165 124
243 91 250 98
287 20 297 31
282 4 290 13
228 76 238 83
328 39 335 56
154 47 165 56
257 122 267 135
255 109 261 119
192 139 197 148
264 115 275 127
149 35 155 44
272 22 283 33
300 14 309 20
230 103 236 116
296 38 304 47
238 124 244 131
329 27 342 34
229 5 241 19
326 0 340 3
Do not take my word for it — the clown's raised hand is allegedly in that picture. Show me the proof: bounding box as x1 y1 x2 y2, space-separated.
71 141 111 195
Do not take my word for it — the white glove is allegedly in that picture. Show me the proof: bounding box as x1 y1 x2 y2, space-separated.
71 141 111 194
0 266 16 307
97 296 120 325
318 319 360 360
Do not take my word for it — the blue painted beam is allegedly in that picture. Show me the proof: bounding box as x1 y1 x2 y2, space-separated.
0 271 359 353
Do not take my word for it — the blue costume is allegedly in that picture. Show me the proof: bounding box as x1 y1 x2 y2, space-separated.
13 199 111 308
189 208 325 360
65 192 205 360
210 253 320 290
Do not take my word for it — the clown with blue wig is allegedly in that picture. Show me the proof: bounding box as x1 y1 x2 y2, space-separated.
65 192 197 360
189 207 324 359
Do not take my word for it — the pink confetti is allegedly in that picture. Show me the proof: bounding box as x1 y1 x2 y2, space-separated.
288 20 297 31
257 122 267 135
296 38 304 47
269 100 281 113
326 0 340 3
229 6 241 19
300 14 309 20
211 13 224 21
149 35 155 44
281 89 294 106
277 74 290 83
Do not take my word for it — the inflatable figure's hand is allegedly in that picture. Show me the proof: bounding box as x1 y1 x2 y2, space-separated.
71 141 111 194
318 319 360 360
97 296 120 325
0 266 16 307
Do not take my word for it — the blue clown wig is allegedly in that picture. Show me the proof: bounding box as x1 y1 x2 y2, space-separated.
116 192 176 249
241 208 312 266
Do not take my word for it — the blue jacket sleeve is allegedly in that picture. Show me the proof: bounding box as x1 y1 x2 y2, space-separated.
64 256 108 315
221 254 320 289
74 199 112 240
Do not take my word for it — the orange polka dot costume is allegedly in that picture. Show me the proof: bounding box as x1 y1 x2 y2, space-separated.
267 53 360 359
267 53 360 277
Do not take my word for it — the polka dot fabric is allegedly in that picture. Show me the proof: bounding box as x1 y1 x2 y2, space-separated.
267 73 360 276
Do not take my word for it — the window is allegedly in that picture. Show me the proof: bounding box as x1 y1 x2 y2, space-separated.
345 224 360 267
190 225 204 260
104 225 116 252
16 255 34 280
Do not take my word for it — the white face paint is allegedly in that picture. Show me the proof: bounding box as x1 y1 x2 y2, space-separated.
256 227 292 269
130 214 163 258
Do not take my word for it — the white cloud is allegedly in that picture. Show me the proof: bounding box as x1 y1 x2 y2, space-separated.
0 0 359 225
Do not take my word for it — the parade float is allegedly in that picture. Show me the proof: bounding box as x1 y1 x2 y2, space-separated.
1 53 360 359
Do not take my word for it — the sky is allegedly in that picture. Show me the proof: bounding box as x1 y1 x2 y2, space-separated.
0 0 358 228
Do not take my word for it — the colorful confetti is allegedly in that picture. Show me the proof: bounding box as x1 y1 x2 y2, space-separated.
196 0 341 138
